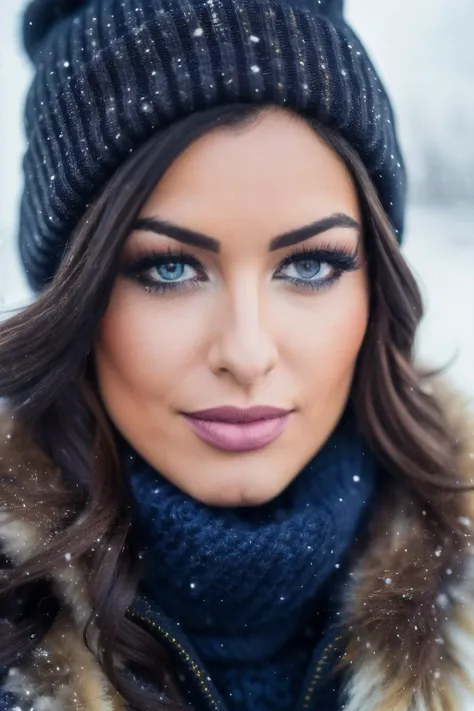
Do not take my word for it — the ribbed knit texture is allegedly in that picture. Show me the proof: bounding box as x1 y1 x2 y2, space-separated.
127 416 376 711
20 0 406 291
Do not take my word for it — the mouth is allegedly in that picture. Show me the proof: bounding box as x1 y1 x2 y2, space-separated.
181 406 293 453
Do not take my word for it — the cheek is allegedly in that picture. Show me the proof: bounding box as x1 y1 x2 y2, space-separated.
95 287 206 403
283 276 369 398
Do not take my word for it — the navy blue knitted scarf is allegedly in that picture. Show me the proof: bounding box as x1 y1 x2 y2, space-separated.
127 416 376 709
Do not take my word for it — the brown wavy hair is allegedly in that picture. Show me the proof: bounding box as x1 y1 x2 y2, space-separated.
0 104 468 710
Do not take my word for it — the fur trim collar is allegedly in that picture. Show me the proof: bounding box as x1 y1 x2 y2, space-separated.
1 382 474 711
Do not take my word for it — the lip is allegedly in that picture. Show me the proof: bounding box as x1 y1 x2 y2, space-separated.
182 406 293 452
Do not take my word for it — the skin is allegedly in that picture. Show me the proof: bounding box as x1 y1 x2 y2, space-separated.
94 108 369 507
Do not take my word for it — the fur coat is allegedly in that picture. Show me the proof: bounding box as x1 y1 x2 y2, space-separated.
1 381 474 711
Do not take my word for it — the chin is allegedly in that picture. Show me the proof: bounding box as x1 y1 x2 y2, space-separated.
190 476 289 508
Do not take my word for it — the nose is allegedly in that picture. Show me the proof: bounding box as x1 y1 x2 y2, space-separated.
207 282 278 387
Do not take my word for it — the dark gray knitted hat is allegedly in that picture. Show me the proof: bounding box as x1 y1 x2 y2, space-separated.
20 0 406 291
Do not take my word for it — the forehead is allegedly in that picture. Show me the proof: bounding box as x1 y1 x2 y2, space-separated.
138 109 361 246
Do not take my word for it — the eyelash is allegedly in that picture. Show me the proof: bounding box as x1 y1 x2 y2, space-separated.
120 243 360 295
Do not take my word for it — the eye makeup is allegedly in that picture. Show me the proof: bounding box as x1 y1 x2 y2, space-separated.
119 241 361 295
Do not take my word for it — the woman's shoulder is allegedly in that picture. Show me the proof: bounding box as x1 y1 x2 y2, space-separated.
338 373 474 711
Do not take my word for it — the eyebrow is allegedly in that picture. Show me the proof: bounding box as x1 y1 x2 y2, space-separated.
270 213 360 250
132 213 360 254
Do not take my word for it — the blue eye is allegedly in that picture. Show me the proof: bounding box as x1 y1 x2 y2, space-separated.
154 262 193 282
273 245 360 291
145 259 201 285
279 258 332 282
120 250 206 293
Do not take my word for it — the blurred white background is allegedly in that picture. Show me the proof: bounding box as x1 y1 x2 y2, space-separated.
0 0 473 396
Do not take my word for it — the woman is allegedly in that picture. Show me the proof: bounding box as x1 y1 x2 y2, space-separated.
1 0 474 709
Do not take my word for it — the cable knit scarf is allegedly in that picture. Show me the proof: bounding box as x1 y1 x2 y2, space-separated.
127 415 377 709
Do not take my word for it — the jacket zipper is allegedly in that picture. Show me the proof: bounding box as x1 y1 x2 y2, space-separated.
131 610 224 710
133 606 344 711
297 634 344 711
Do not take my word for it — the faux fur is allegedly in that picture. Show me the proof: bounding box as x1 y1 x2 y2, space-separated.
1 382 474 711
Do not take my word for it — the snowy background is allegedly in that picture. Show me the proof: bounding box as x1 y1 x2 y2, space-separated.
0 0 473 397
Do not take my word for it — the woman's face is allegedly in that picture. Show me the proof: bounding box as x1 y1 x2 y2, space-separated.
94 109 369 507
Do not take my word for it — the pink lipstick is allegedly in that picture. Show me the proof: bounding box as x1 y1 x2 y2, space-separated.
182 406 292 452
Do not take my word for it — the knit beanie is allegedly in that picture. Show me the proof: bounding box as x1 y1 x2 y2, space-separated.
20 0 406 292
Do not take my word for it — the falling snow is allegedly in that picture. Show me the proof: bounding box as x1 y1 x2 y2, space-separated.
436 593 450 610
